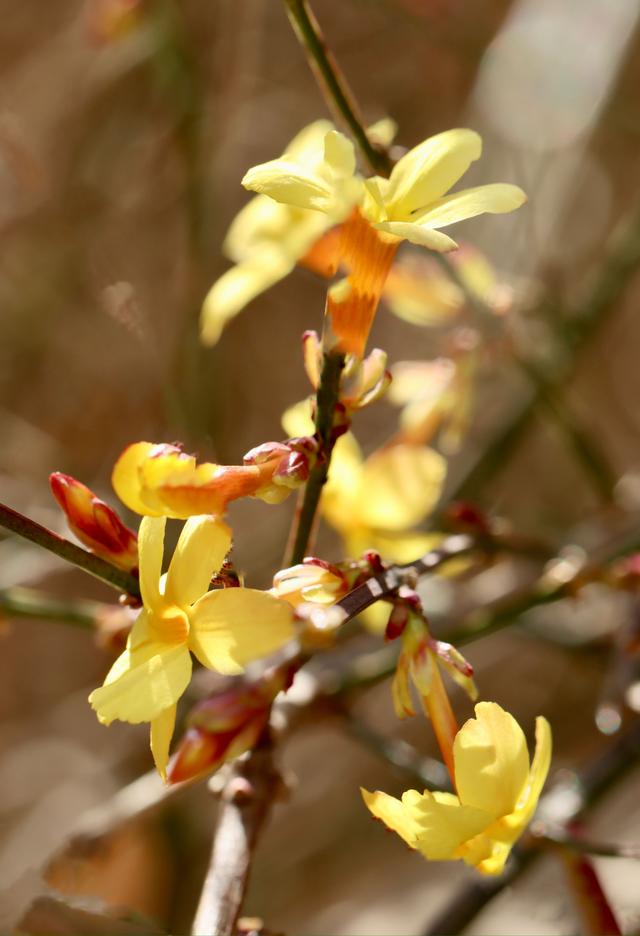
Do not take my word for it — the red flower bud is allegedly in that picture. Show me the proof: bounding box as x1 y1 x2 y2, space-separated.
50 472 138 571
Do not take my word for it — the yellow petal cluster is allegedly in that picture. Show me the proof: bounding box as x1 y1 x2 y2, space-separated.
384 243 511 327
282 401 445 572
112 440 312 519
201 119 397 346
201 121 336 345
88 515 294 778
362 702 552 875
243 127 526 255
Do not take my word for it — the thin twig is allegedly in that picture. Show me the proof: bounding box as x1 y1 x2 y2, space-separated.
339 708 451 791
282 0 392 176
191 734 283 936
534 827 640 861
0 502 140 598
452 203 640 501
0 586 102 630
287 351 345 565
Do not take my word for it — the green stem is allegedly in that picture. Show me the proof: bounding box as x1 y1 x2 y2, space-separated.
0 587 101 629
282 0 392 176
0 502 140 598
287 351 345 565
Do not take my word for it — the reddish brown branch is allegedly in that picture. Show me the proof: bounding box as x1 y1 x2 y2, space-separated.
191 735 283 936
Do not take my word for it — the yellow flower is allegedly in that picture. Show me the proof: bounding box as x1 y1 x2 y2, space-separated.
361 129 526 252
282 401 446 568
242 126 524 358
322 433 446 564
201 120 335 346
272 559 348 607
201 119 396 346
243 127 525 253
362 702 552 875
388 352 477 453
88 515 294 779
384 243 512 327
112 439 315 519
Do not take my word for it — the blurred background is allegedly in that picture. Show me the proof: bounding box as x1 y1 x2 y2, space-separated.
2 0 640 933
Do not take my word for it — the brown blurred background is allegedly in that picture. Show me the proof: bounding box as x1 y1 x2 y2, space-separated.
2 1 640 933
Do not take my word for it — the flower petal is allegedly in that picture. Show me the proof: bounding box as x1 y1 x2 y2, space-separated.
201 253 295 346
287 119 335 163
150 704 176 781
324 130 356 178
164 516 232 608
242 159 333 212
415 184 527 230
387 129 482 216
138 516 166 614
375 221 459 252
88 640 192 724
112 441 163 516
358 444 447 532
454 702 530 819
190 589 294 674
411 790 494 861
281 398 315 437
361 788 420 848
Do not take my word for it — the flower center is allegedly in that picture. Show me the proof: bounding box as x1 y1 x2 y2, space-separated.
152 604 190 643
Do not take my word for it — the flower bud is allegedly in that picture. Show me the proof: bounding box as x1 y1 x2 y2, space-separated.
167 667 294 785
272 558 348 607
50 472 138 571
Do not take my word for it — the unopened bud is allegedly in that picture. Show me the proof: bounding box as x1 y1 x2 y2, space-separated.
50 472 138 571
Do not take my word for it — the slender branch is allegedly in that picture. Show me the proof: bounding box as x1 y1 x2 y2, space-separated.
0 501 140 598
287 351 345 565
339 708 451 791
282 0 392 176
191 734 282 936
435 253 617 501
333 533 475 623
452 202 640 501
535 827 640 861
0 586 102 629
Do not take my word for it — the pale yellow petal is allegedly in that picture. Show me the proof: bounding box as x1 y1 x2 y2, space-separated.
454 702 530 819
287 119 335 162
361 788 420 848
190 588 294 674
150 704 176 781
112 441 163 516
165 516 232 608
360 600 393 636
514 716 552 825
412 790 494 861
324 130 356 178
89 641 192 724
387 129 482 216
201 254 294 346
358 445 446 532
138 516 166 614
321 433 365 529
369 530 443 565
415 184 527 230
281 398 315 437
366 118 397 147
242 159 333 212
375 221 459 252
